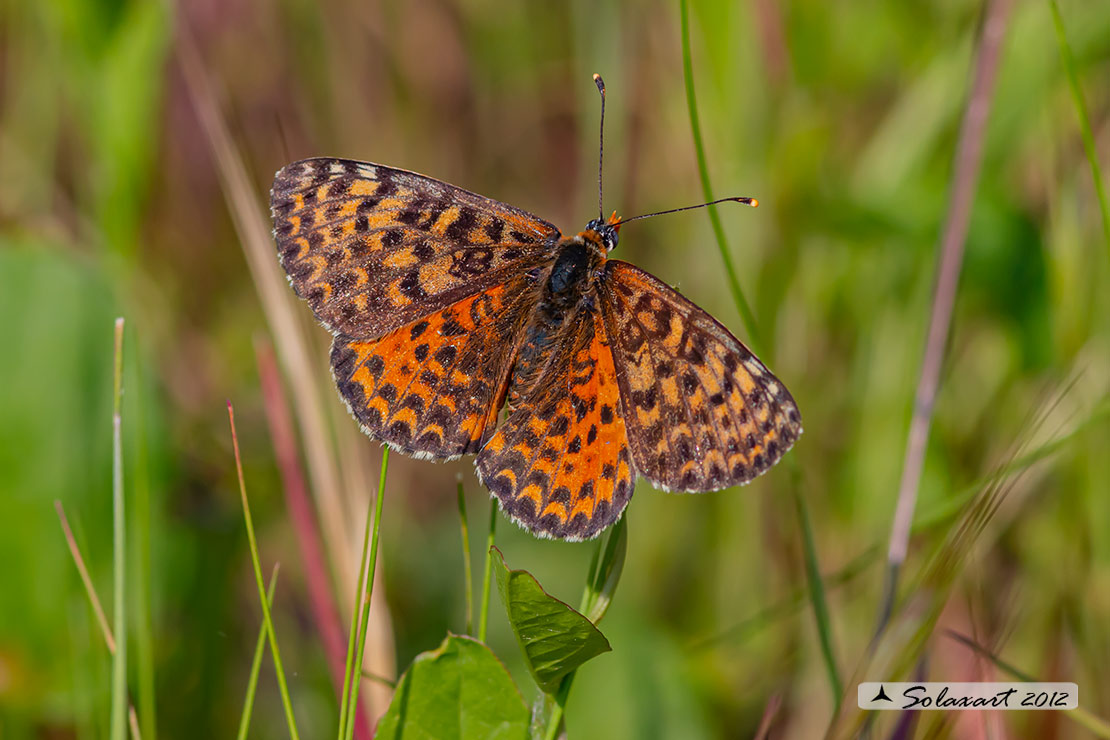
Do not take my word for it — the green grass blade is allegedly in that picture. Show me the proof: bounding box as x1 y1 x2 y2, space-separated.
679 2 840 708
237 565 280 740
110 317 127 740
791 480 842 708
1048 0 1110 258
228 403 301 740
457 480 474 635
337 452 378 740
478 497 497 643
343 448 389 740
679 0 761 351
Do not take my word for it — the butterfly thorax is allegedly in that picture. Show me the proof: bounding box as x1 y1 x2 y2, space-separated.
506 228 611 409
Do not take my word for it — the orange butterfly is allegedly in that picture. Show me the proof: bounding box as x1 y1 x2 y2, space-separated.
270 76 801 540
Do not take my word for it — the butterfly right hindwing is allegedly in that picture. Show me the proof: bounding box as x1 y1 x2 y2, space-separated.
599 260 802 492
475 303 636 540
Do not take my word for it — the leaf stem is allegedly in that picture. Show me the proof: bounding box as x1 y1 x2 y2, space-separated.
343 448 389 740
478 498 497 643
543 674 574 740
457 481 474 635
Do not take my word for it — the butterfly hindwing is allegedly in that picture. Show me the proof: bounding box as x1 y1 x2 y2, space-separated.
331 275 541 459
475 305 635 540
271 157 560 339
599 260 802 492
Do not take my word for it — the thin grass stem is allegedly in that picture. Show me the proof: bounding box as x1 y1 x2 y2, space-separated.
678 1 841 707
228 403 301 740
478 498 498 643
336 460 377 740
110 317 127 740
791 483 842 707
176 26 356 616
679 0 761 351
457 480 474 635
237 565 280 740
878 0 1012 637
256 340 352 706
56 501 115 652
56 498 145 740
1048 0 1110 258
343 448 389 740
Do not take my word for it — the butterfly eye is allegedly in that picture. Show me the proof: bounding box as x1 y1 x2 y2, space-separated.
603 226 619 251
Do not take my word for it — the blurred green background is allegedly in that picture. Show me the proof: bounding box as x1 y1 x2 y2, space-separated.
2 0 1109 737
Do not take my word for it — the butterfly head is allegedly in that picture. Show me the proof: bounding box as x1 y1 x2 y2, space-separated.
583 211 621 253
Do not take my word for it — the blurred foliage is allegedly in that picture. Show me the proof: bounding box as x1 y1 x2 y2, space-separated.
1 0 1109 737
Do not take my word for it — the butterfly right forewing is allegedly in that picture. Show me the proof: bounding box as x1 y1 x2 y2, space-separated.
599 260 802 492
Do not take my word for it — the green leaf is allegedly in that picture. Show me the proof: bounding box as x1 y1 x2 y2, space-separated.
492 547 612 694
375 635 529 740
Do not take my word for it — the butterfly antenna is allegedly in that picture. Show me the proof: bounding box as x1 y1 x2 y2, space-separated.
593 73 606 221
612 196 759 226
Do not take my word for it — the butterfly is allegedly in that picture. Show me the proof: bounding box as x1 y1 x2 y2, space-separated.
270 78 801 541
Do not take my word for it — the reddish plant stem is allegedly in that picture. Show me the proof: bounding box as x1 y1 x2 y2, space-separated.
882 0 1013 626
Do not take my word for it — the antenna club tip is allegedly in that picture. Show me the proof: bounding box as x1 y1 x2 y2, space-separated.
749 198 759 208
593 73 605 93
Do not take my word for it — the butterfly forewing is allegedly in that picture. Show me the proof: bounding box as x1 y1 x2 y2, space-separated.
599 260 802 492
271 157 560 339
476 305 636 540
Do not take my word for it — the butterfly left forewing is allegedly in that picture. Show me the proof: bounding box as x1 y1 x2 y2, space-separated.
476 304 635 540
271 157 559 339
599 260 802 492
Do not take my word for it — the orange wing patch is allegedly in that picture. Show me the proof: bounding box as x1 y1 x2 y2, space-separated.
600 260 802 492
272 158 559 339
331 277 539 458
476 308 635 540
